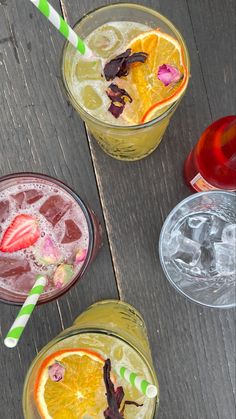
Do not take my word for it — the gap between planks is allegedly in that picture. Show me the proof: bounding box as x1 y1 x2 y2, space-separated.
58 0 122 300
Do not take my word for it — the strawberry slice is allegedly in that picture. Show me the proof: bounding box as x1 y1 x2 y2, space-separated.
0 214 40 252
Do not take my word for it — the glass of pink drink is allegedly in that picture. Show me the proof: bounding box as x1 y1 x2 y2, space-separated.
0 173 102 305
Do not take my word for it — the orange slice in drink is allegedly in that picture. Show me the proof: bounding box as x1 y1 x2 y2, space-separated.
123 29 188 124
34 348 107 418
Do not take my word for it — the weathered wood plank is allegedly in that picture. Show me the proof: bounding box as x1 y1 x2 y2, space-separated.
187 0 235 120
62 1 235 418
0 1 118 417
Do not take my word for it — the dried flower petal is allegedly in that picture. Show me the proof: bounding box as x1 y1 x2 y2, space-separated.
75 248 87 264
38 235 61 265
107 102 123 119
157 64 182 86
53 264 74 288
103 359 143 418
104 49 148 81
103 359 124 418
48 362 65 382
106 83 132 118
120 400 143 416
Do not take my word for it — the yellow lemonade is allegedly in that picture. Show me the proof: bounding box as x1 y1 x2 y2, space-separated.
23 300 159 418
62 4 190 160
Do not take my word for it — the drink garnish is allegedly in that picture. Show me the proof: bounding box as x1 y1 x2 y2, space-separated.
48 361 65 382
103 359 143 418
34 348 106 417
157 64 182 86
75 248 87 263
106 83 132 118
0 214 40 252
52 263 74 288
124 29 188 123
38 235 61 265
104 49 148 81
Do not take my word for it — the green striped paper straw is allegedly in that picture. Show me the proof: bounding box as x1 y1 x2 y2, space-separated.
4 275 47 348
29 0 90 56
115 365 158 399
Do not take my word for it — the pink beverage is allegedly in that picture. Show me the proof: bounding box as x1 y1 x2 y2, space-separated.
0 173 102 305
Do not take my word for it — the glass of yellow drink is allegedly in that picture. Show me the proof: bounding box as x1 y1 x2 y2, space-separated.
61 3 190 161
23 300 159 418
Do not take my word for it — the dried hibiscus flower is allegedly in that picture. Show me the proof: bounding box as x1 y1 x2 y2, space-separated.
103 359 143 418
104 49 148 81
106 83 132 118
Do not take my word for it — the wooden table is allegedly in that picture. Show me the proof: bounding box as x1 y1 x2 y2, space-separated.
0 1 235 418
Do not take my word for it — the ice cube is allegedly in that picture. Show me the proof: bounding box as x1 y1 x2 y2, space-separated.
187 215 211 243
12 189 43 208
210 216 227 242
0 200 9 223
61 219 82 244
200 242 216 275
39 195 71 226
168 232 201 266
76 60 103 81
0 256 30 277
189 266 202 276
15 272 36 293
222 224 236 243
88 25 123 58
81 85 103 110
173 259 202 277
214 242 236 275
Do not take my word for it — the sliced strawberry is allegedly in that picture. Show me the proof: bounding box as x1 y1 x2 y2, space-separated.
0 214 40 252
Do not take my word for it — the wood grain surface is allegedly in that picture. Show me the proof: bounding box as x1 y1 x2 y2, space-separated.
0 0 235 418
0 1 117 418
62 1 236 419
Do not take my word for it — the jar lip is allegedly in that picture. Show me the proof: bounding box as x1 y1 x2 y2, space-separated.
61 2 190 130
0 172 94 305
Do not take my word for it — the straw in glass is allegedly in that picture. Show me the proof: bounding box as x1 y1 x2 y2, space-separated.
115 364 158 399
4 275 47 348
29 0 91 56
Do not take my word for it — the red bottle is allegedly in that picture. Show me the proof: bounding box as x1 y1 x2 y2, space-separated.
184 115 236 191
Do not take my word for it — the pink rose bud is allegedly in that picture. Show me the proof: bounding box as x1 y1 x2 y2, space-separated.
53 264 74 288
157 64 182 86
75 248 87 264
39 236 61 265
48 362 65 382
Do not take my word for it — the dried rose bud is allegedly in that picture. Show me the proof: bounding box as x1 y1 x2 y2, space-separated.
38 236 61 265
53 264 74 288
48 362 65 382
75 248 87 264
157 64 182 86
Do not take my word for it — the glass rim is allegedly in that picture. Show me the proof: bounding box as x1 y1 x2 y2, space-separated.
23 328 158 417
0 172 94 305
61 2 190 130
159 191 236 309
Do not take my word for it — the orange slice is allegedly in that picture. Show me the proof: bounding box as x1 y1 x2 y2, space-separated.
34 348 107 418
123 29 188 124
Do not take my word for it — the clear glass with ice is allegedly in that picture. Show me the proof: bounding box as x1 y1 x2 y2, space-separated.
159 191 236 308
